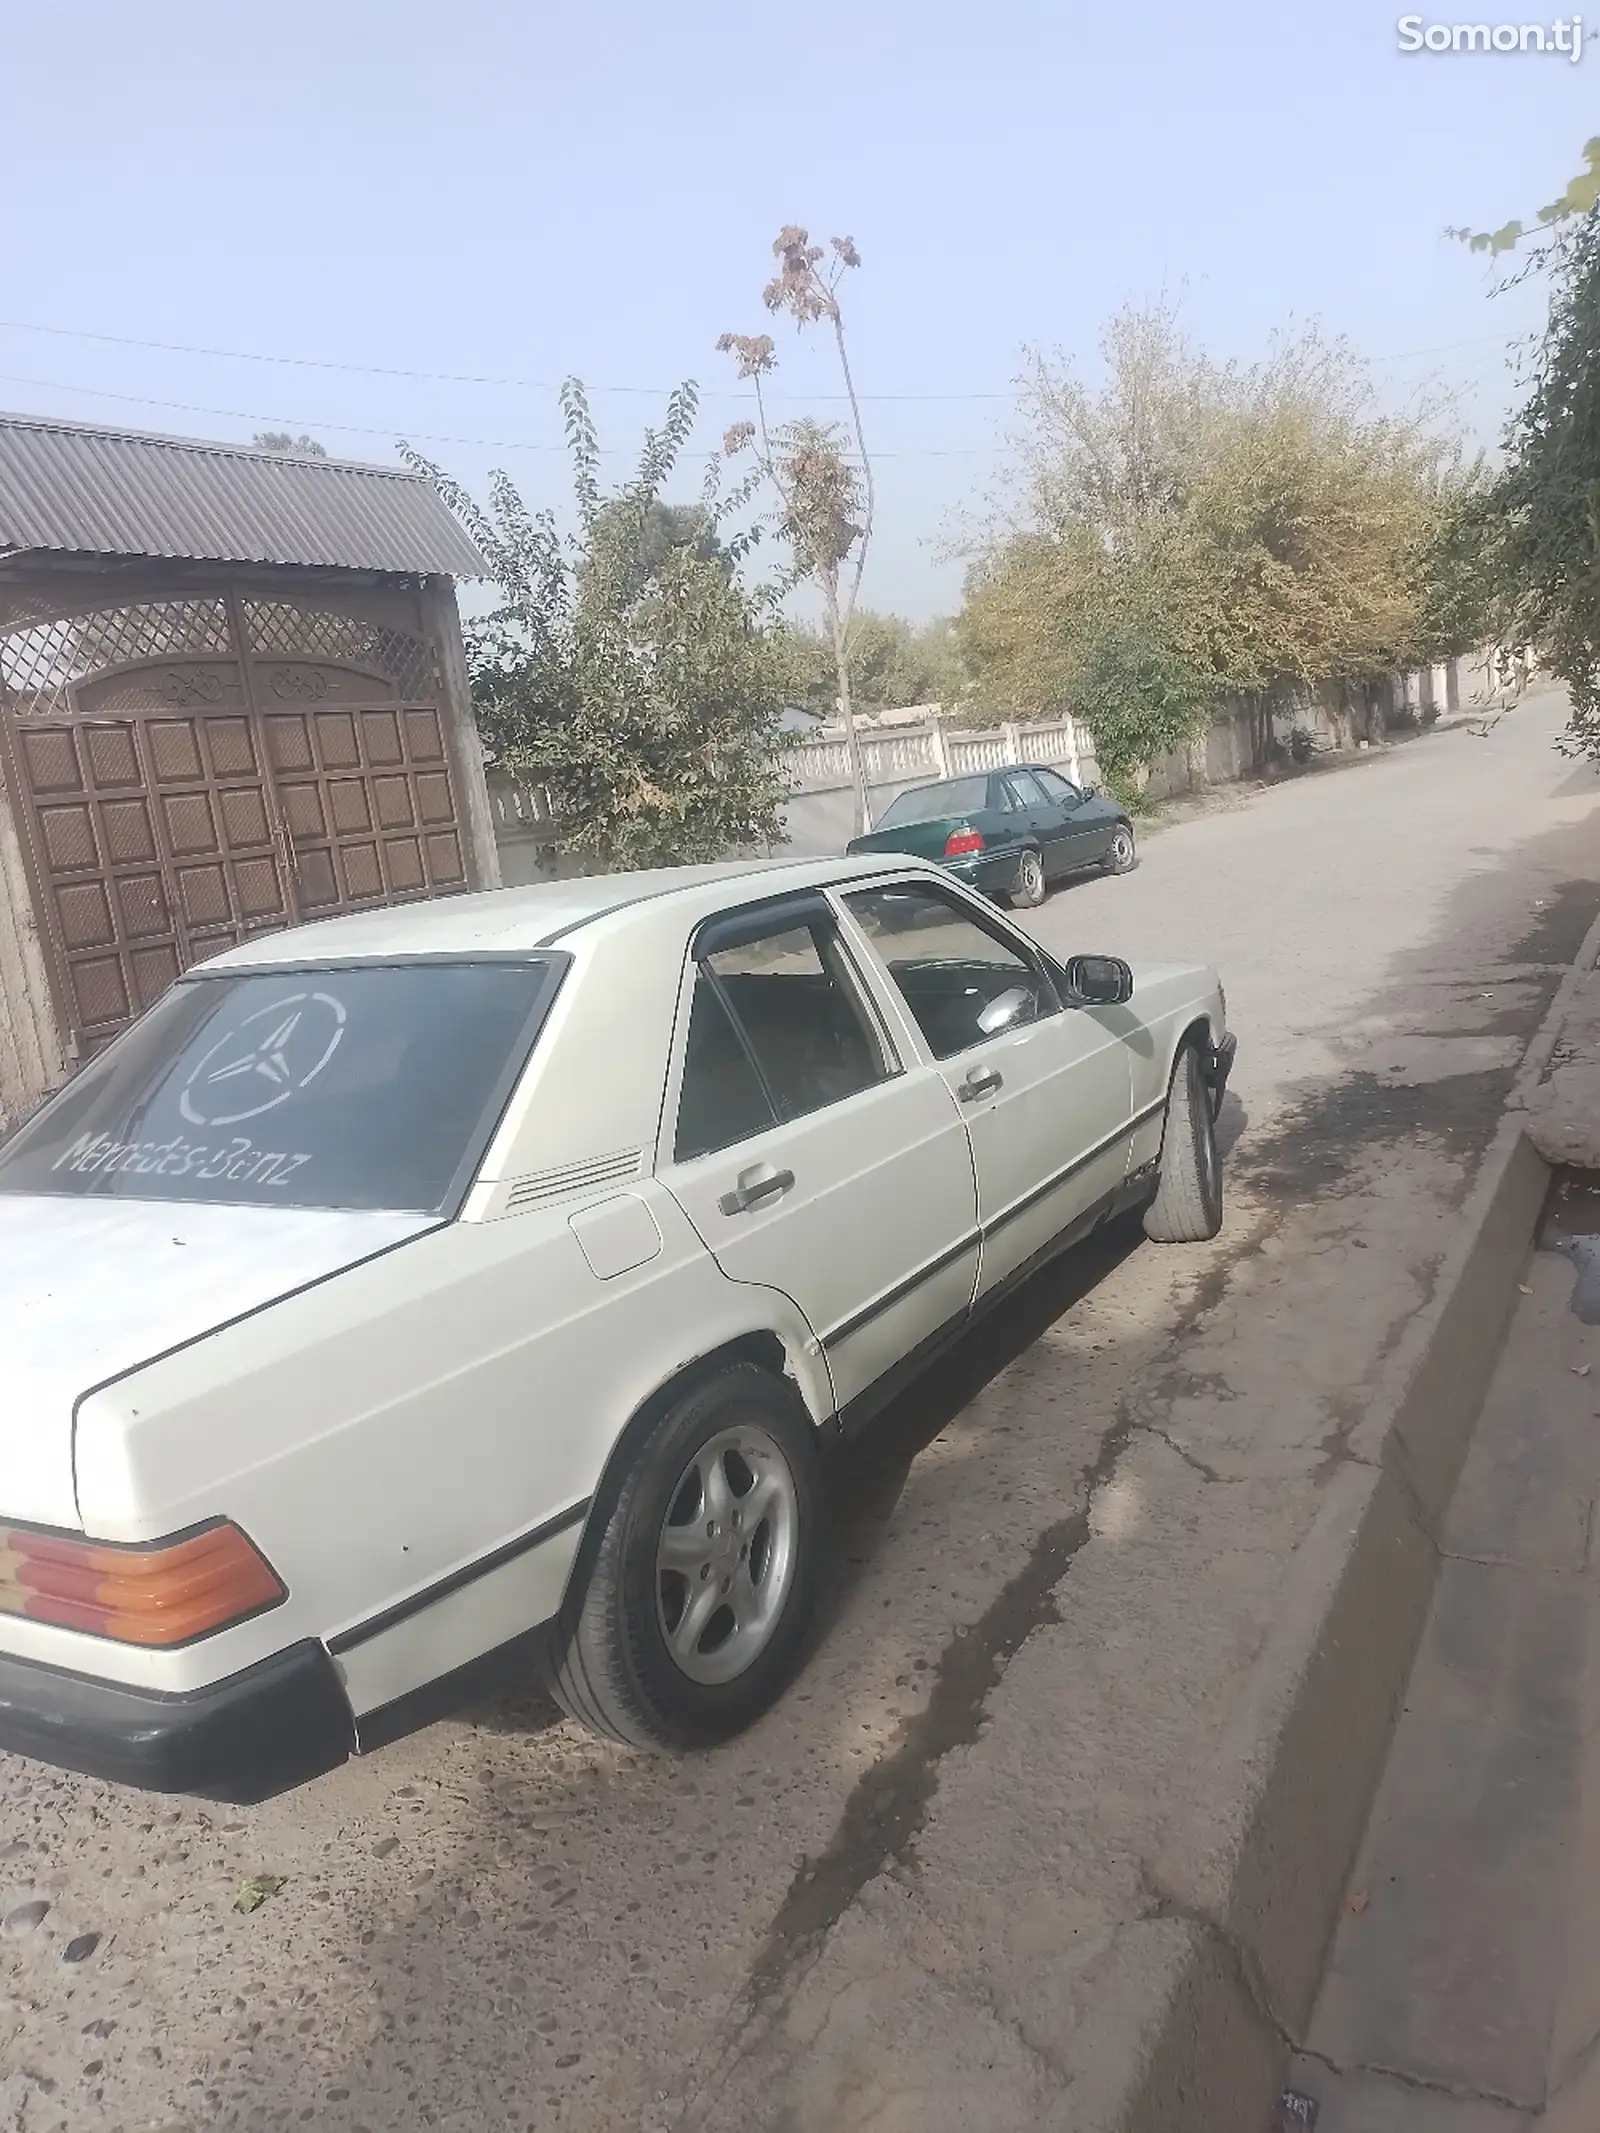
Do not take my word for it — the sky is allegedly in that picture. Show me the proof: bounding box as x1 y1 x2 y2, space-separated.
0 0 1593 620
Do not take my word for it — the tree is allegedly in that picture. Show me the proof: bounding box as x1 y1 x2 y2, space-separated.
403 380 796 867
582 498 729 605
1448 138 1600 256
787 609 965 711
1468 205 1600 757
719 227 878 832
957 304 1479 794
252 431 329 457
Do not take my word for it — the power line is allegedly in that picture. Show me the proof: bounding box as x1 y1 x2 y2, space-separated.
1365 329 1526 365
0 315 1527 402
0 373 1016 460
0 318 1010 406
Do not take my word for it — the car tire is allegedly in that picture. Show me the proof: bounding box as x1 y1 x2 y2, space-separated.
1010 847 1047 908
1103 823 1138 875
543 1361 823 1752
1143 1043 1224 1243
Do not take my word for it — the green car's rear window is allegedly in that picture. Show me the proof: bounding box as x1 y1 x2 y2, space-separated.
877 776 992 827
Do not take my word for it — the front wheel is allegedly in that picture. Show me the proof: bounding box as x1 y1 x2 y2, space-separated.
1144 1043 1224 1243
1103 823 1137 875
1010 846 1047 908
543 1362 823 1751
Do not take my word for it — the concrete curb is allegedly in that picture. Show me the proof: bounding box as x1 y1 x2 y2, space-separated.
1126 1124 1548 2132
1101 899 1600 2133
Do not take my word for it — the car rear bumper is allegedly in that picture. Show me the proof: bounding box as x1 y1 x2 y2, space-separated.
0 1639 355 1803
1202 1033 1238 1117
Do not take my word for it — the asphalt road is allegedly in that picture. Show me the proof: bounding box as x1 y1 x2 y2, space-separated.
3 693 1597 2133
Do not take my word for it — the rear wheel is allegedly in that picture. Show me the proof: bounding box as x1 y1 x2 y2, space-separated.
544 1362 823 1751
1103 823 1138 875
1144 1043 1224 1243
1010 847 1047 908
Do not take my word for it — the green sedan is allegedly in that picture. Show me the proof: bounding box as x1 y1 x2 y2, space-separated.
844 765 1137 908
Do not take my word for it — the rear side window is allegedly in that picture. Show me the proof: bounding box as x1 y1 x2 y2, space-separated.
0 960 562 1214
674 974 780 1162
674 915 894 1161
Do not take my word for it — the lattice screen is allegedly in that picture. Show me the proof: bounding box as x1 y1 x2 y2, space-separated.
0 600 232 716
242 602 437 699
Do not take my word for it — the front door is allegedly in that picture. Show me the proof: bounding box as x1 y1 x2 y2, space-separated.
659 892 980 1412
1001 769 1073 879
1033 766 1114 869
840 878 1133 1300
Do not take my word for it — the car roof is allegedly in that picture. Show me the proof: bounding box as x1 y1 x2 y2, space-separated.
886 770 995 798
200 852 938 971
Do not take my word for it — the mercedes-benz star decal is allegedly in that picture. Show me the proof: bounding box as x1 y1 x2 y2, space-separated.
179 992 347 1127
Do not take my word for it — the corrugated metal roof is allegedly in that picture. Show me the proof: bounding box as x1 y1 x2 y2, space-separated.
0 411 486 577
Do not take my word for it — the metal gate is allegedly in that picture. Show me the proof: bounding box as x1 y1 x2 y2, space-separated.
0 593 470 1057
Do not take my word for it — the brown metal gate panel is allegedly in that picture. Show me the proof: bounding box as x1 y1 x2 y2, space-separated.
9 704 293 1052
260 700 466 917
1 592 473 1059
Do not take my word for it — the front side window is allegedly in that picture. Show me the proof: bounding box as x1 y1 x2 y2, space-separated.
0 960 562 1214
1004 771 1048 808
844 883 1058 1060
674 915 893 1161
1033 767 1083 807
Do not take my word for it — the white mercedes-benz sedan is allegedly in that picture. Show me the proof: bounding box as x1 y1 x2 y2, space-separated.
0 855 1233 1799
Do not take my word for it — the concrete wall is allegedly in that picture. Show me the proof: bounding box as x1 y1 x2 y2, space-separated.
778 715 1102 858
0 755 66 1134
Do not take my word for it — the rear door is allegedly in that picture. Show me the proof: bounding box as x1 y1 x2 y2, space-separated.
658 892 980 1413
839 878 1134 1302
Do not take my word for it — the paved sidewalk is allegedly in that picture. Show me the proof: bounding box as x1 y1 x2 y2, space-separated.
1286 1172 1600 2130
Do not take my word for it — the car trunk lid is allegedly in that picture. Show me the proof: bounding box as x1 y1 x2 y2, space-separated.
846 816 977 861
0 1195 435 1531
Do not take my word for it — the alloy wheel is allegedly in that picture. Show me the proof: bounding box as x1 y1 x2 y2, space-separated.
654 1424 800 1687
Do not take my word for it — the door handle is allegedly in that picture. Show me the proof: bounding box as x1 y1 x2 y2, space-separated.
718 1164 795 1216
958 1067 1004 1102
264 791 297 886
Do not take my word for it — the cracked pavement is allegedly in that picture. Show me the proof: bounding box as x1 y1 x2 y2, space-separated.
2 693 1598 2133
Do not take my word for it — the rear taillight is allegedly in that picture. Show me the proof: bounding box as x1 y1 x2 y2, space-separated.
0 1521 284 1646
944 827 985 856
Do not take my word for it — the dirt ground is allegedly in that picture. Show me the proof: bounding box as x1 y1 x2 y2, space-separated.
2 690 1597 2133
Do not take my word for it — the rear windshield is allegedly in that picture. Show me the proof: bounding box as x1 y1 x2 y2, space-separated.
0 959 563 1214
878 776 992 828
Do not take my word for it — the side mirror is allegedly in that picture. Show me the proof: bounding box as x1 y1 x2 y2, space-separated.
1065 954 1134 1007
977 984 1037 1036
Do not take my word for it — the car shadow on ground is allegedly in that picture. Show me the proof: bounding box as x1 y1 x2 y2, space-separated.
1035 865 1118 905
817 1211 1151 1637
1216 1090 1247 1160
